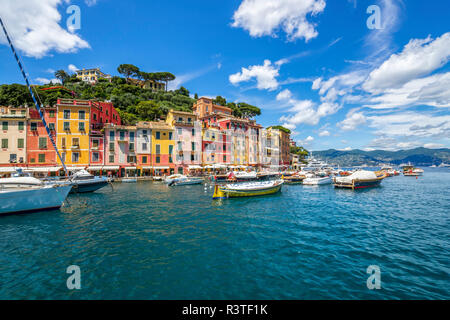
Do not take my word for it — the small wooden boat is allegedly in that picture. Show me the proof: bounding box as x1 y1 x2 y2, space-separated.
334 170 386 190
213 180 283 199
282 174 305 184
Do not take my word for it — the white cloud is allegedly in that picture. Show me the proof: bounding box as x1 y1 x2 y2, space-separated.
297 135 315 146
363 32 450 93
319 130 330 137
229 59 281 90
276 89 292 101
423 143 444 149
68 64 79 72
338 111 367 131
35 77 61 84
232 0 326 42
0 0 90 58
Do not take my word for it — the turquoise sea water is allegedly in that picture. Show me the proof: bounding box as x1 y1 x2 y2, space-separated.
0 168 449 299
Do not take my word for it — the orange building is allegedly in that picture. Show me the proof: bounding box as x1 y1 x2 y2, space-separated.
193 97 233 118
27 107 58 168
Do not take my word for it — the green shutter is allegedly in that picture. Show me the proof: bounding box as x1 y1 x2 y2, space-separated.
1 139 8 148
2 122 8 130
18 138 24 149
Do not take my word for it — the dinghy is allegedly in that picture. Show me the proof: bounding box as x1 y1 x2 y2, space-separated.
213 180 283 199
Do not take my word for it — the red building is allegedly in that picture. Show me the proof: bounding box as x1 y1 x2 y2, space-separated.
27 107 58 168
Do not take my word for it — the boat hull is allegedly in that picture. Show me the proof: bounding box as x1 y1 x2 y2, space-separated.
0 185 72 215
213 181 283 199
333 177 384 189
71 180 109 193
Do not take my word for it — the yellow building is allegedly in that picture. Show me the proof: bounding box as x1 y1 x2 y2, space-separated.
56 99 91 168
146 121 175 175
75 68 111 84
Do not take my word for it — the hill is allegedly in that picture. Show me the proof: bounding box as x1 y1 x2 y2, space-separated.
312 147 450 166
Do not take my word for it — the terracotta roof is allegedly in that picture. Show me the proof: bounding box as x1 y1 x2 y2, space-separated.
137 121 172 130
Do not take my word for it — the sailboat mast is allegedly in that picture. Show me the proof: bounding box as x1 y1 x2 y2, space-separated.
0 16 68 174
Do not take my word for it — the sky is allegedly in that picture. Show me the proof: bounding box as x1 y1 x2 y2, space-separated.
0 0 449 151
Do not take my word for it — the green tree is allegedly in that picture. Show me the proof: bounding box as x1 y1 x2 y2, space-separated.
237 102 261 118
117 64 140 82
268 125 291 134
54 70 70 84
135 100 163 121
175 86 189 97
154 72 176 91
213 96 227 106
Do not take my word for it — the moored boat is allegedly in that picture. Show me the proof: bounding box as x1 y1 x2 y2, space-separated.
282 174 305 184
69 169 110 193
213 180 283 199
169 177 203 186
333 170 386 190
0 176 72 215
303 176 332 185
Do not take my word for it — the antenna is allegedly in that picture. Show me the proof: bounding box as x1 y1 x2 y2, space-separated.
0 16 68 174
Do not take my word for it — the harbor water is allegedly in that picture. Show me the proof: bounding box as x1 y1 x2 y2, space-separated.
0 168 449 299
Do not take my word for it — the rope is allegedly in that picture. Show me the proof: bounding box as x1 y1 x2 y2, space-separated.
0 16 68 174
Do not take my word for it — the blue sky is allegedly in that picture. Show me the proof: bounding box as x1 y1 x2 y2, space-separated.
0 0 449 151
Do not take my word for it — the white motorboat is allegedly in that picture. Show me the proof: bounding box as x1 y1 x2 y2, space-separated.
69 170 110 193
165 174 186 184
228 171 258 181
0 176 72 215
303 176 333 185
169 177 204 186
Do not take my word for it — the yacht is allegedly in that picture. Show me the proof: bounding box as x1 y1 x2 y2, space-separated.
0 174 72 215
69 170 110 193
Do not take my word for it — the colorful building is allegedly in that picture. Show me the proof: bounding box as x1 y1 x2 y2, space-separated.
0 106 28 166
104 124 138 177
27 107 58 168
166 110 202 174
75 68 111 84
56 99 91 169
149 121 175 175
193 97 233 118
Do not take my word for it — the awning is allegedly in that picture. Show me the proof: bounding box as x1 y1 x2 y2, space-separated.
67 167 85 172
213 164 226 169
0 167 20 173
26 167 62 172
87 166 103 171
153 166 170 170
142 166 153 170
103 166 120 170
125 167 137 170
188 165 202 169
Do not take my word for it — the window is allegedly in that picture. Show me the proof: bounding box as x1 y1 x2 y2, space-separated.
178 128 182 136
142 156 148 164
62 138 66 148
178 141 182 151
38 154 45 163
192 129 195 136
109 155 114 163
1 139 8 149
49 110 55 118
155 144 160 154
39 137 47 149
169 145 173 155
64 110 70 119
192 142 195 151
178 117 183 122
93 114 97 121
48 123 55 131
156 132 160 140
18 122 24 131
129 132 135 142
110 131 115 139
127 155 136 163
109 142 115 151
188 118 192 123
21 110 25 116
72 152 79 163
79 122 85 131
156 156 160 163
30 157 35 163
129 143 135 152
223 155 226 162
120 131 125 140
142 143 148 151
169 132 173 140
92 152 99 162
31 122 37 131
64 122 70 131
72 138 79 147
17 138 24 149
92 140 99 148
2 122 7 130
11 110 16 115
143 130 148 136
78 110 85 120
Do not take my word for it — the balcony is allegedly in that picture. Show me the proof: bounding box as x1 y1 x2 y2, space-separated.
71 145 80 150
